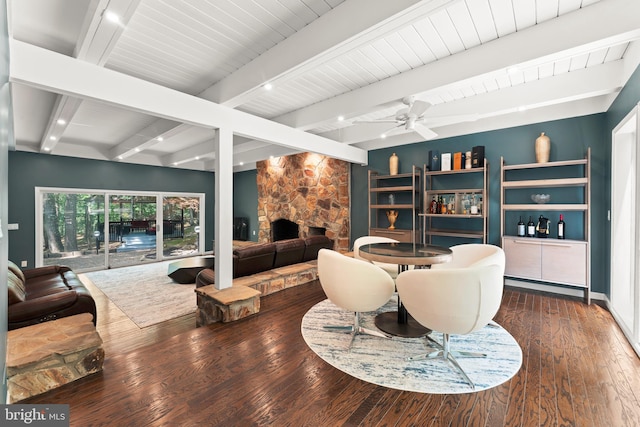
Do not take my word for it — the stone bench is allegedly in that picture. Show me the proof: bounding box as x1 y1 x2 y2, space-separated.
194 260 319 327
6 313 104 403
196 285 261 327
233 260 318 295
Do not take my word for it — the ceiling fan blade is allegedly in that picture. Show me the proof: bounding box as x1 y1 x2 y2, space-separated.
408 100 431 117
413 124 437 141
381 124 404 137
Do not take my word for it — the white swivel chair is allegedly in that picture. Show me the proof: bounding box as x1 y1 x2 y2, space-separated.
395 245 505 389
318 249 395 347
430 243 505 270
353 235 401 279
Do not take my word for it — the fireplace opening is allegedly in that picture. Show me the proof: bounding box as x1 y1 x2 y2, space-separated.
308 226 326 236
271 218 299 242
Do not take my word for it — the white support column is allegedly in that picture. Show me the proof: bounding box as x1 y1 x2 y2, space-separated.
214 127 233 290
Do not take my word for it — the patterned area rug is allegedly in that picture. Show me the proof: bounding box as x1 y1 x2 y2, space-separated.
301 297 522 394
82 261 196 328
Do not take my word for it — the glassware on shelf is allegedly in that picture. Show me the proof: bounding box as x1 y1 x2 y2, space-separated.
462 193 470 215
470 194 478 215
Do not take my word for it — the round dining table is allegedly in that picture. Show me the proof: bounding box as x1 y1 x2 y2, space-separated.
359 242 452 338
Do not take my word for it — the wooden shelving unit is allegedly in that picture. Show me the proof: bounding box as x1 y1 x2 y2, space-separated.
500 149 591 304
421 163 488 244
368 166 421 243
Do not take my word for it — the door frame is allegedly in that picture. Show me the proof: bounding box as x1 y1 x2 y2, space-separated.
609 102 640 358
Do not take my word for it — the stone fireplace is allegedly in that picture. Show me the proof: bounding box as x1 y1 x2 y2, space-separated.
257 152 349 252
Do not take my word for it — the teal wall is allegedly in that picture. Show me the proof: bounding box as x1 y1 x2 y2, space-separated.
352 114 607 293
351 63 640 297
7 151 216 267
233 169 259 241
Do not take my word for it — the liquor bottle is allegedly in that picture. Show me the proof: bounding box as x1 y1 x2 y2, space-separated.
430 197 437 214
527 216 535 237
517 216 525 237
557 214 565 239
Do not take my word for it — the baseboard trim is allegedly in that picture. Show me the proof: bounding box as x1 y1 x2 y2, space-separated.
504 278 605 302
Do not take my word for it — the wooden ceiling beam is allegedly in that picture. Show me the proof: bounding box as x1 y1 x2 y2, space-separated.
10 40 368 165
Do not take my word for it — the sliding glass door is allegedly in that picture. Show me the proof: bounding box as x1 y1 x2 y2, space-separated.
37 188 205 272
40 191 106 271
162 196 201 258
108 194 158 269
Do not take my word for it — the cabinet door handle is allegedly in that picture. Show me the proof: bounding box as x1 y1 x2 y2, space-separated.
543 242 573 248
512 239 540 245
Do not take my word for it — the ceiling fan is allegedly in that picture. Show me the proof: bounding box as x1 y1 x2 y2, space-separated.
353 96 439 141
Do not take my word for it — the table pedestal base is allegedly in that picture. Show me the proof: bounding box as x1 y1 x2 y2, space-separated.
374 311 430 338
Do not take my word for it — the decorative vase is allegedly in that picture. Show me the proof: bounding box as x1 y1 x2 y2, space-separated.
389 153 398 175
535 132 551 163
386 210 398 229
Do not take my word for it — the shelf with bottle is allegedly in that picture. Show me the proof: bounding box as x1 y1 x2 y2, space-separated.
500 148 590 303
422 191 484 217
422 162 488 244
368 166 421 244
507 213 572 240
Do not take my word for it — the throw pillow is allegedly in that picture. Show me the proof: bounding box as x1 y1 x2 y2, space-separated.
8 270 26 304
8 260 25 284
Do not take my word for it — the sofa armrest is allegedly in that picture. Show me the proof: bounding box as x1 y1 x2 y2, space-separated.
8 290 78 323
23 265 71 280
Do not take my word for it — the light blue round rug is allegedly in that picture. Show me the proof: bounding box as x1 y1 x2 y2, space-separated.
301 297 522 394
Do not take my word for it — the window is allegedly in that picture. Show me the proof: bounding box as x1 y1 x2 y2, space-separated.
36 188 205 271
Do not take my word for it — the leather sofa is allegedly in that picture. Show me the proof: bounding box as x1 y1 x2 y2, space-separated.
7 261 97 331
196 235 334 287
233 242 277 277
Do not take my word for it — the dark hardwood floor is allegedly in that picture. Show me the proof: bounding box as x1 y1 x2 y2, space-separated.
25 280 640 426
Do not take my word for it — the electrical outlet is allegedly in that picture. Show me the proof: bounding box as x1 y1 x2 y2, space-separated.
21 260 27 267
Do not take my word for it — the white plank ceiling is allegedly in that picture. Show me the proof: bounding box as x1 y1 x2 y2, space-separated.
7 0 640 171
